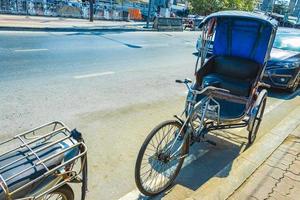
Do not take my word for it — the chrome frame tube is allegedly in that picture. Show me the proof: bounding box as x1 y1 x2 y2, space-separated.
0 121 87 200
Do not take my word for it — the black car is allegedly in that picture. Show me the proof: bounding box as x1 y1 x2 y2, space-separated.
263 29 300 92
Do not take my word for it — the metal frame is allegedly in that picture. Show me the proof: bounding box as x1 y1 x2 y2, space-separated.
0 121 87 200
190 14 277 129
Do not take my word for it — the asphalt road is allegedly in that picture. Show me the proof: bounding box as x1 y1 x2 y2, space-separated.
0 30 299 200
0 31 198 134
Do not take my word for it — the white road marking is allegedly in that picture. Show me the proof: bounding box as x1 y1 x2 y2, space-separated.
118 149 209 200
73 71 115 79
14 48 48 52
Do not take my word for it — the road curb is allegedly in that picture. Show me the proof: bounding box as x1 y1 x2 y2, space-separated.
185 106 300 200
0 26 155 32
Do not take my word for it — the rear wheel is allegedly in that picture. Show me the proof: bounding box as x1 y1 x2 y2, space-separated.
43 184 74 200
135 120 189 196
248 92 267 145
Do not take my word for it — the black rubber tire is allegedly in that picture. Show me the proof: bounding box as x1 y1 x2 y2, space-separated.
248 97 267 145
135 120 188 196
81 155 88 200
45 184 74 200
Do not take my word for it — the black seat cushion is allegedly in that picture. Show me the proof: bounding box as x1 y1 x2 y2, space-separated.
202 73 252 97
199 55 260 97
0 143 64 199
194 55 261 120
213 56 260 80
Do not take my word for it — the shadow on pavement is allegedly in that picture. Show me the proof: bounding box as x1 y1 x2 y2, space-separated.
64 31 143 49
267 87 300 100
176 133 245 188
142 131 247 200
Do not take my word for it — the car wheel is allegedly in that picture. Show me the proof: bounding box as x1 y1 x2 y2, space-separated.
288 74 299 93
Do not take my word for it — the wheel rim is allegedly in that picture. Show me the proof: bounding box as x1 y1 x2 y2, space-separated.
250 98 266 143
138 123 185 194
43 192 67 200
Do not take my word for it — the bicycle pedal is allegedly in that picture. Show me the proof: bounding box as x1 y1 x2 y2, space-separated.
205 140 217 146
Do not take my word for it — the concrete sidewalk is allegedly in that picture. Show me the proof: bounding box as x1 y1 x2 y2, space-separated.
0 14 152 31
162 98 300 200
228 129 300 200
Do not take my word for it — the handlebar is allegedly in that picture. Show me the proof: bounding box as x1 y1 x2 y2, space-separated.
175 79 192 84
176 78 230 95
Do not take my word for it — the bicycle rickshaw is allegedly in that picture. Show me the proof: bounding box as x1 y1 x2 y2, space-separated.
0 121 88 200
135 11 278 196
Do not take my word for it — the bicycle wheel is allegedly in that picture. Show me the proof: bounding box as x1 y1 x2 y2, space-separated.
135 120 189 196
248 92 267 145
42 184 74 200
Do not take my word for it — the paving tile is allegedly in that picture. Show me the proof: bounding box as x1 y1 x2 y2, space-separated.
269 153 295 166
232 175 275 200
265 159 288 171
281 176 300 189
229 136 300 200
288 162 300 175
285 171 300 182
278 144 299 155
286 186 300 200
269 156 292 166
272 150 296 162
269 190 294 200
250 185 273 200
274 179 294 196
256 164 284 180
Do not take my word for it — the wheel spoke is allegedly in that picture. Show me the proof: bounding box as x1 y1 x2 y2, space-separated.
136 121 187 195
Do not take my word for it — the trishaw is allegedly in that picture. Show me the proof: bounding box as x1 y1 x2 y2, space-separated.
135 11 278 196
0 121 88 200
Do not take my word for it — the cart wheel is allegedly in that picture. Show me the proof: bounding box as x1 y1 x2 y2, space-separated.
43 184 74 200
248 91 267 145
135 120 189 196
81 154 88 200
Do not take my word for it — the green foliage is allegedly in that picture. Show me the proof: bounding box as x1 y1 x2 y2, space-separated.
189 0 258 15
273 0 288 14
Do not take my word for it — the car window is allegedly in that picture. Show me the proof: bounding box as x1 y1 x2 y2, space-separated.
273 32 300 52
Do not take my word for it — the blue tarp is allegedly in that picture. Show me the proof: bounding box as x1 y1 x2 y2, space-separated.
200 11 278 64
213 18 273 64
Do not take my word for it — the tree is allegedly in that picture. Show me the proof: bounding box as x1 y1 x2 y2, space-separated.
189 0 258 15
273 0 288 14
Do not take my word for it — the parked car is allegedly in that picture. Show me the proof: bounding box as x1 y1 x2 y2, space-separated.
263 28 300 92
195 28 300 92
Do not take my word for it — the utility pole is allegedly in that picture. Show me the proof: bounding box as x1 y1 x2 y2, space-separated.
146 0 153 28
89 0 94 22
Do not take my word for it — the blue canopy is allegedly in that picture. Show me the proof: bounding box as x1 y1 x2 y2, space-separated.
200 11 278 64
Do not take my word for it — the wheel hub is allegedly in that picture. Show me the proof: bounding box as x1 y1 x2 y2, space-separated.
157 153 170 163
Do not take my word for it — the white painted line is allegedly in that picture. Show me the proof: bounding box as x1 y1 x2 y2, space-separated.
118 189 141 200
14 48 48 52
73 71 115 79
118 149 209 200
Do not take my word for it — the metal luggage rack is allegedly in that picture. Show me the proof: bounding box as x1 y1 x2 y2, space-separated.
0 121 88 200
